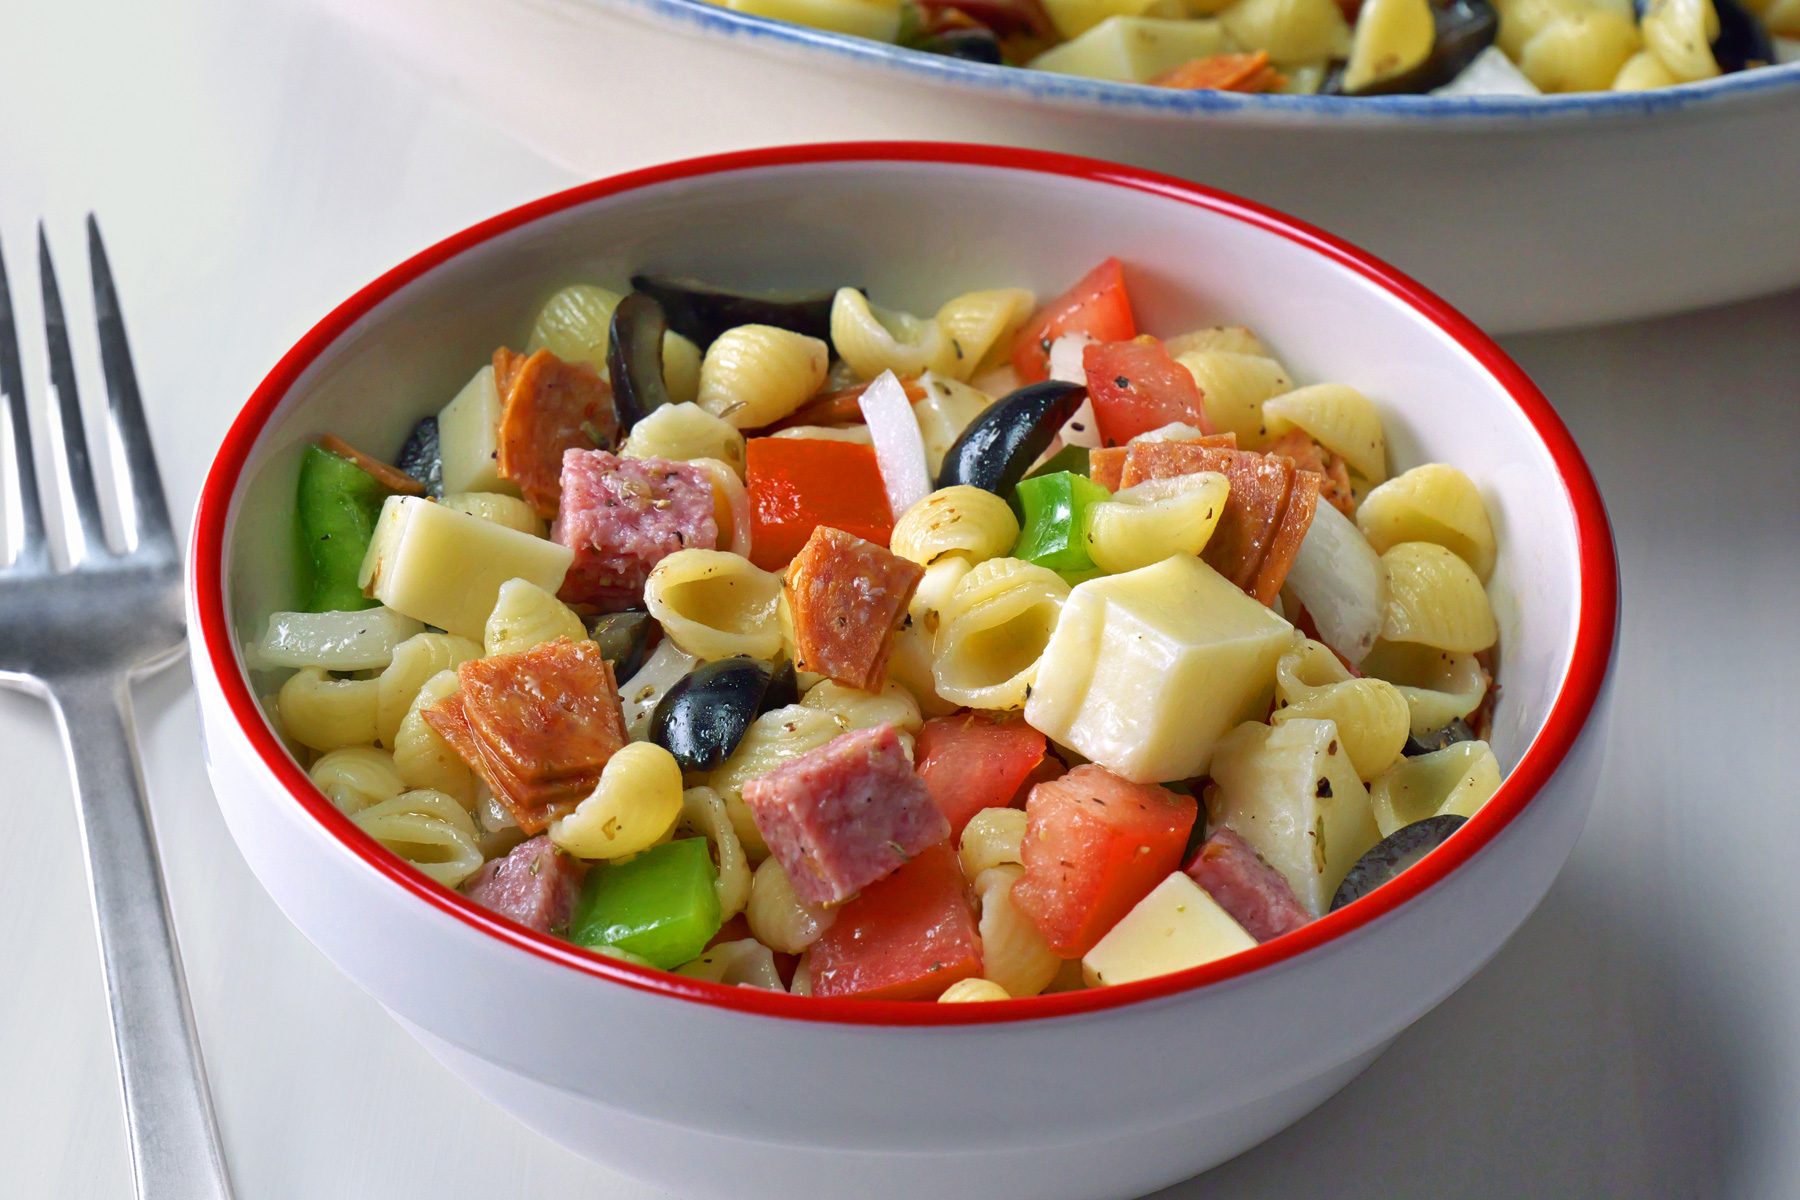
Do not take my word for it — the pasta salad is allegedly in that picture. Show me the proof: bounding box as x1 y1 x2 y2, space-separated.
696 0 1797 97
257 260 1507 1001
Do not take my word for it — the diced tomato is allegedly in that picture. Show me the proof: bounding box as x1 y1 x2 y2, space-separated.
1010 764 1197 957
744 437 895 570
1083 339 1211 447
1010 753 1066 806
807 844 982 1001
915 712 1048 838
1011 259 1137 384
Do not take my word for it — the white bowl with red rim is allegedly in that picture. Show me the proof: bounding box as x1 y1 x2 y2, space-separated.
188 142 1619 1200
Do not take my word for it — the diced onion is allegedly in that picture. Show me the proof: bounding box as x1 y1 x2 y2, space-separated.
1285 499 1383 665
1047 333 1094 385
858 369 933 518
253 606 424 671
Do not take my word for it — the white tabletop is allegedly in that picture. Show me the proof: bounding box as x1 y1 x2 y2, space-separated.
3 0 1797 1196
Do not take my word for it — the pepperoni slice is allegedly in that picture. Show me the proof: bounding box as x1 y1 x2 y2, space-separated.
495 347 618 518
785 526 924 691
457 638 628 787
422 694 597 833
1256 467 1320 605
315 434 426 496
1266 429 1355 518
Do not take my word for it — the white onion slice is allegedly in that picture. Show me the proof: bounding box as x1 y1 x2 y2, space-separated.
858 369 933 519
253 606 424 671
1047 332 1094 384
1285 500 1383 666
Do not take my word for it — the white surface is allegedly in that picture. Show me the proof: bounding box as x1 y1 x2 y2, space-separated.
0 0 1794 1196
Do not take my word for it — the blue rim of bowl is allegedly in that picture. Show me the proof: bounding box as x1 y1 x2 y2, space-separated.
607 0 1800 123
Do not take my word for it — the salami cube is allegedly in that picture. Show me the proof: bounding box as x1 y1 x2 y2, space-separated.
1265 429 1354 518
742 723 949 907
494 347 617 518
461 835 587 934
784 526 924 691
552 449 720 610
807 843 982 1001
1184 827 1312 942
1010 764 1197 957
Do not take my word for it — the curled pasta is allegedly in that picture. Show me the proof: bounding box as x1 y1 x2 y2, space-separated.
378 634 482 749
1271 638 1410 782
620 402 747 478
277 667 378 752
1164 325 1269 358
746 856 835 953
1359 640 1490 736
1357 463 1496 581
1173 350 1292 447
885 622 961 719
645 548 783 661
1084 472 1230 574
958 806 1029 880
1261 383 1387 482
1221 0 1354 63
940 978 1011 1003
391 668 477 806
309 746 405 814
1640 0 1720 81
709 704 846 860
933 288 1035 380
350 788 485 887
974 865 1062 997
890 486 1020 568
1380 542 1499 653
1369 740 1502 835
440 491 545 536
677 939 785 990
1613 47 1682 87
800 679 924 737
933 558 1071 709
484 578 587 658
1517 6 1642 90
678 785 753 921
526 282 701 398
913 374 996 477
619 637 701 740
1343 0 1435 91
550 743 684 861
696 325 829 429
830 288 954 380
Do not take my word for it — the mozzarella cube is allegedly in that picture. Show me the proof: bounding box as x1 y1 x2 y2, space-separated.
1205 718 1381 916
359 496 573 640
1081 873 1256 987
1023 555 1295 782
438 365 516 496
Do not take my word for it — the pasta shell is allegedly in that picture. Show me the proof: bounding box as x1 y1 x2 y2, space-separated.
1357 463 1497 581
1369 740 1502 835
309 746 406 815
830 288 955 381
696 325 829 429
1359 639 1490 737
351 788 484 887
1380 541 1499 653
934 288 1035 381
440 492 545 536
973 865 1062 997
620 402 746 477
1261 383 1387 482
277 667 379 752
890 485 1020 568
1173 350 1292 448
645 549 784 662
483 578 587 659
932 558 1071 709
377 632 482 748
1163 325 1269 358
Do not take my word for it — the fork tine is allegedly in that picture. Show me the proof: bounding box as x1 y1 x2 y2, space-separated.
87 217 174 559
0 237 49 568
38 225 107 564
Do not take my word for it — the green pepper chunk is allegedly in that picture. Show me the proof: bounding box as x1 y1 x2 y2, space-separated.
296 445 389 612
1026 444 1090 480
569 837 722 969
1013 470 1110 577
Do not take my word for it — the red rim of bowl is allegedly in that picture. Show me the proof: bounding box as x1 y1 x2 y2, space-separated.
191 141 1618 1027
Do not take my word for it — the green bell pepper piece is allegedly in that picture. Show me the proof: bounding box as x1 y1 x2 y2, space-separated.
296 444 388 612
569 837 722 969
1026 444 1090 480
1013 470 1110 576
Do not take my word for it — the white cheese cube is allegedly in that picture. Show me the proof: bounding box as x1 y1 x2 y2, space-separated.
438 365 517 497
358 496 573 640
1082 873 1256 987
1205 718 1381 916
1023 555 1295 782
1029 17 1231 83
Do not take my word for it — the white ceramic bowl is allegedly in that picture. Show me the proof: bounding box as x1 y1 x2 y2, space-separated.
318 0 1800 335
189 144 1619 1200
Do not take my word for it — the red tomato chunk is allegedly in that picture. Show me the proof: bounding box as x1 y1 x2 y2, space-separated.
1011 764 1198 957
808 844 982 1001
1083 339 1210 446
1011 258 1137 385
744 437 894 570
743 723 949 907
914 712 1049 838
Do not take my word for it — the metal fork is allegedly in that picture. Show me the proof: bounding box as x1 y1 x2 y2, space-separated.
0 221 233 1199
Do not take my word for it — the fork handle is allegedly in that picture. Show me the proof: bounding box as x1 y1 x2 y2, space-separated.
49 674 234 1200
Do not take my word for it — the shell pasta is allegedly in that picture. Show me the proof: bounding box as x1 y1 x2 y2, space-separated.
254 256 1513 1001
